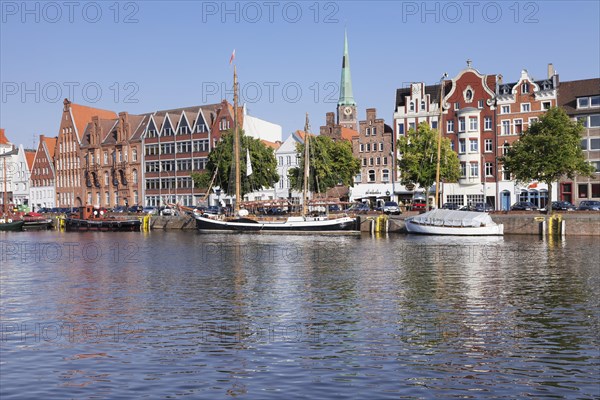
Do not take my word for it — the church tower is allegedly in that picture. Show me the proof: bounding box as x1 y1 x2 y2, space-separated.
337 30 357 131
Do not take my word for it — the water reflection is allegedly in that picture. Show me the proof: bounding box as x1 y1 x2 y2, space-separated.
1 231 598 399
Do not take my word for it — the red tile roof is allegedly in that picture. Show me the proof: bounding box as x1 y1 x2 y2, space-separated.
42 136 58 158
70 103 117 140
0 128 11 145
261 139 281 150
340 127 359 141
25 150 36 170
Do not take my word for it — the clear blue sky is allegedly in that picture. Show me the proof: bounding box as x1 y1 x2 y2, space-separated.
1 1 599 146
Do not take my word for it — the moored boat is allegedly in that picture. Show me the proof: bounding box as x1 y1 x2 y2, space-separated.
64 205 141 232
0 219 24 231
405 209 504 236
195 214 358 234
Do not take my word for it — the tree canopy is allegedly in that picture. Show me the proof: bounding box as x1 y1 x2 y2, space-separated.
288 135 360 194
191 130 279 197
397 122 460 193
500 107 595 212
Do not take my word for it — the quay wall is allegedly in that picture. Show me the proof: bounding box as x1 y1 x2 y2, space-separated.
149 213 600 236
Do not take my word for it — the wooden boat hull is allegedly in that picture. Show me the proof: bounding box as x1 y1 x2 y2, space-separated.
195 215 359 234
65 218 141 232
0 220 25 231
405 220 504 236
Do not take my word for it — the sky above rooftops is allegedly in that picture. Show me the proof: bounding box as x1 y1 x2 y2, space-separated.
1 0 599 146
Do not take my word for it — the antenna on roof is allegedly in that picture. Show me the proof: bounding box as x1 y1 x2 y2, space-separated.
32 133 37 150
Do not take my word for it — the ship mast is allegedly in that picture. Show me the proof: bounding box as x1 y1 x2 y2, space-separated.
2 157 6 216
434 73 447 209
233 66 241 215
302 113 310 217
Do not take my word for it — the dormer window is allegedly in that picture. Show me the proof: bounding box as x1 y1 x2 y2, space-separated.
502 86 510 95
522 82 529 93
465 90 473 102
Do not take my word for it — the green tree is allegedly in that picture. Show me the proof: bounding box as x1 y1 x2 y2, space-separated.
397 122 460 209
191 130 279 197
500 107 595 213
288 135 360 194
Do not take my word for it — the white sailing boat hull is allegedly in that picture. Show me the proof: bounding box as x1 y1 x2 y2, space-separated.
195 215 359 234
404 209 504 236
405 220 504 236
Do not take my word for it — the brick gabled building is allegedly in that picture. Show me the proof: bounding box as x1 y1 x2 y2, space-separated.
55 99 117 207
79 112 146 208
142 100 235 207
558 78 600 203
30 135 58 209
495 67 559 210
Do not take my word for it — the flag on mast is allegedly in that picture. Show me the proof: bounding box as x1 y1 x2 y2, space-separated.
229 49 236 64
246 148 253 176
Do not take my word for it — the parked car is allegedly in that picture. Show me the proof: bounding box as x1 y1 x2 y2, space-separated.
511 201 538 211
382 201 401 215
160 206 175 216
412 200 427 211
442 203 460 210
113 206 127 213
578 200 600 211
551 201 576 211
128 205 144 213
142 206 158 215
345 203 370 214
474 203 494 212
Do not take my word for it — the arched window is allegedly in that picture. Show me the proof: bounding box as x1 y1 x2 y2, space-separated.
132 169 138 184
409 102 415 112
104 171 109 186
420 101 425 110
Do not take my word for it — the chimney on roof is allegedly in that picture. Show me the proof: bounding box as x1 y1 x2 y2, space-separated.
366 108 376 122
547 63 555 79
326 112 335 126
498 74 503 84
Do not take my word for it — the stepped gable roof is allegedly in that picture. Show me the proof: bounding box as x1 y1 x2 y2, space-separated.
69 103 117 140
395 81 452 109
558 78 600 116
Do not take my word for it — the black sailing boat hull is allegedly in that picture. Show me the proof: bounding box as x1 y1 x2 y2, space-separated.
0 220 25 232
195 215 359 233
65 218 141 232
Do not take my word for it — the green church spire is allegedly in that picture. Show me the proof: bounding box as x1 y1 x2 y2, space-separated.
338 30 356 106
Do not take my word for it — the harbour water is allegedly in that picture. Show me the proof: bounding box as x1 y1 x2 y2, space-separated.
1 231 599 399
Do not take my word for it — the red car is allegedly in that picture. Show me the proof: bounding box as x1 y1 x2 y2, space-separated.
412 200 427 211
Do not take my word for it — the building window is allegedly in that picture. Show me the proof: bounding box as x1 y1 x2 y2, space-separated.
579 184 588 198
501 105 510 114
372 127 377 136
104 172 109 186
529 117 539 125
366 143 371 152
362 158 367 166
503 143 510 155
376 157 380 166
460 162 466 177
450 140 455 151
354 174 362 183
592 161 600 173
478 100 484 109
470 163 479 177
383 156 388 165
503 167 511 181
398 123 405 135
484 117 492 131
431 120 438 129
581 139 588 150
420 101 425 110
485 162 493 177
359 144 364 152
514 119 523 134
522 82 529 93
105 191 109 205
521 103 531 112
590 115 600 128
459 118 466 132
454 102 460 110
502 120 511 135
408 122 416 131
369 158 373 166
459 139 466 154
132 169 138 184
469 139 478 152
577 97 590 108
542 101 551 110
446 119 454 133
590 138 600 150
365 128 370 136
379 143 384 151
484 139 493 153
368 170 376 182
592 183 600 197
469 117 478 131
409 102 415 112
382 169 389 182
